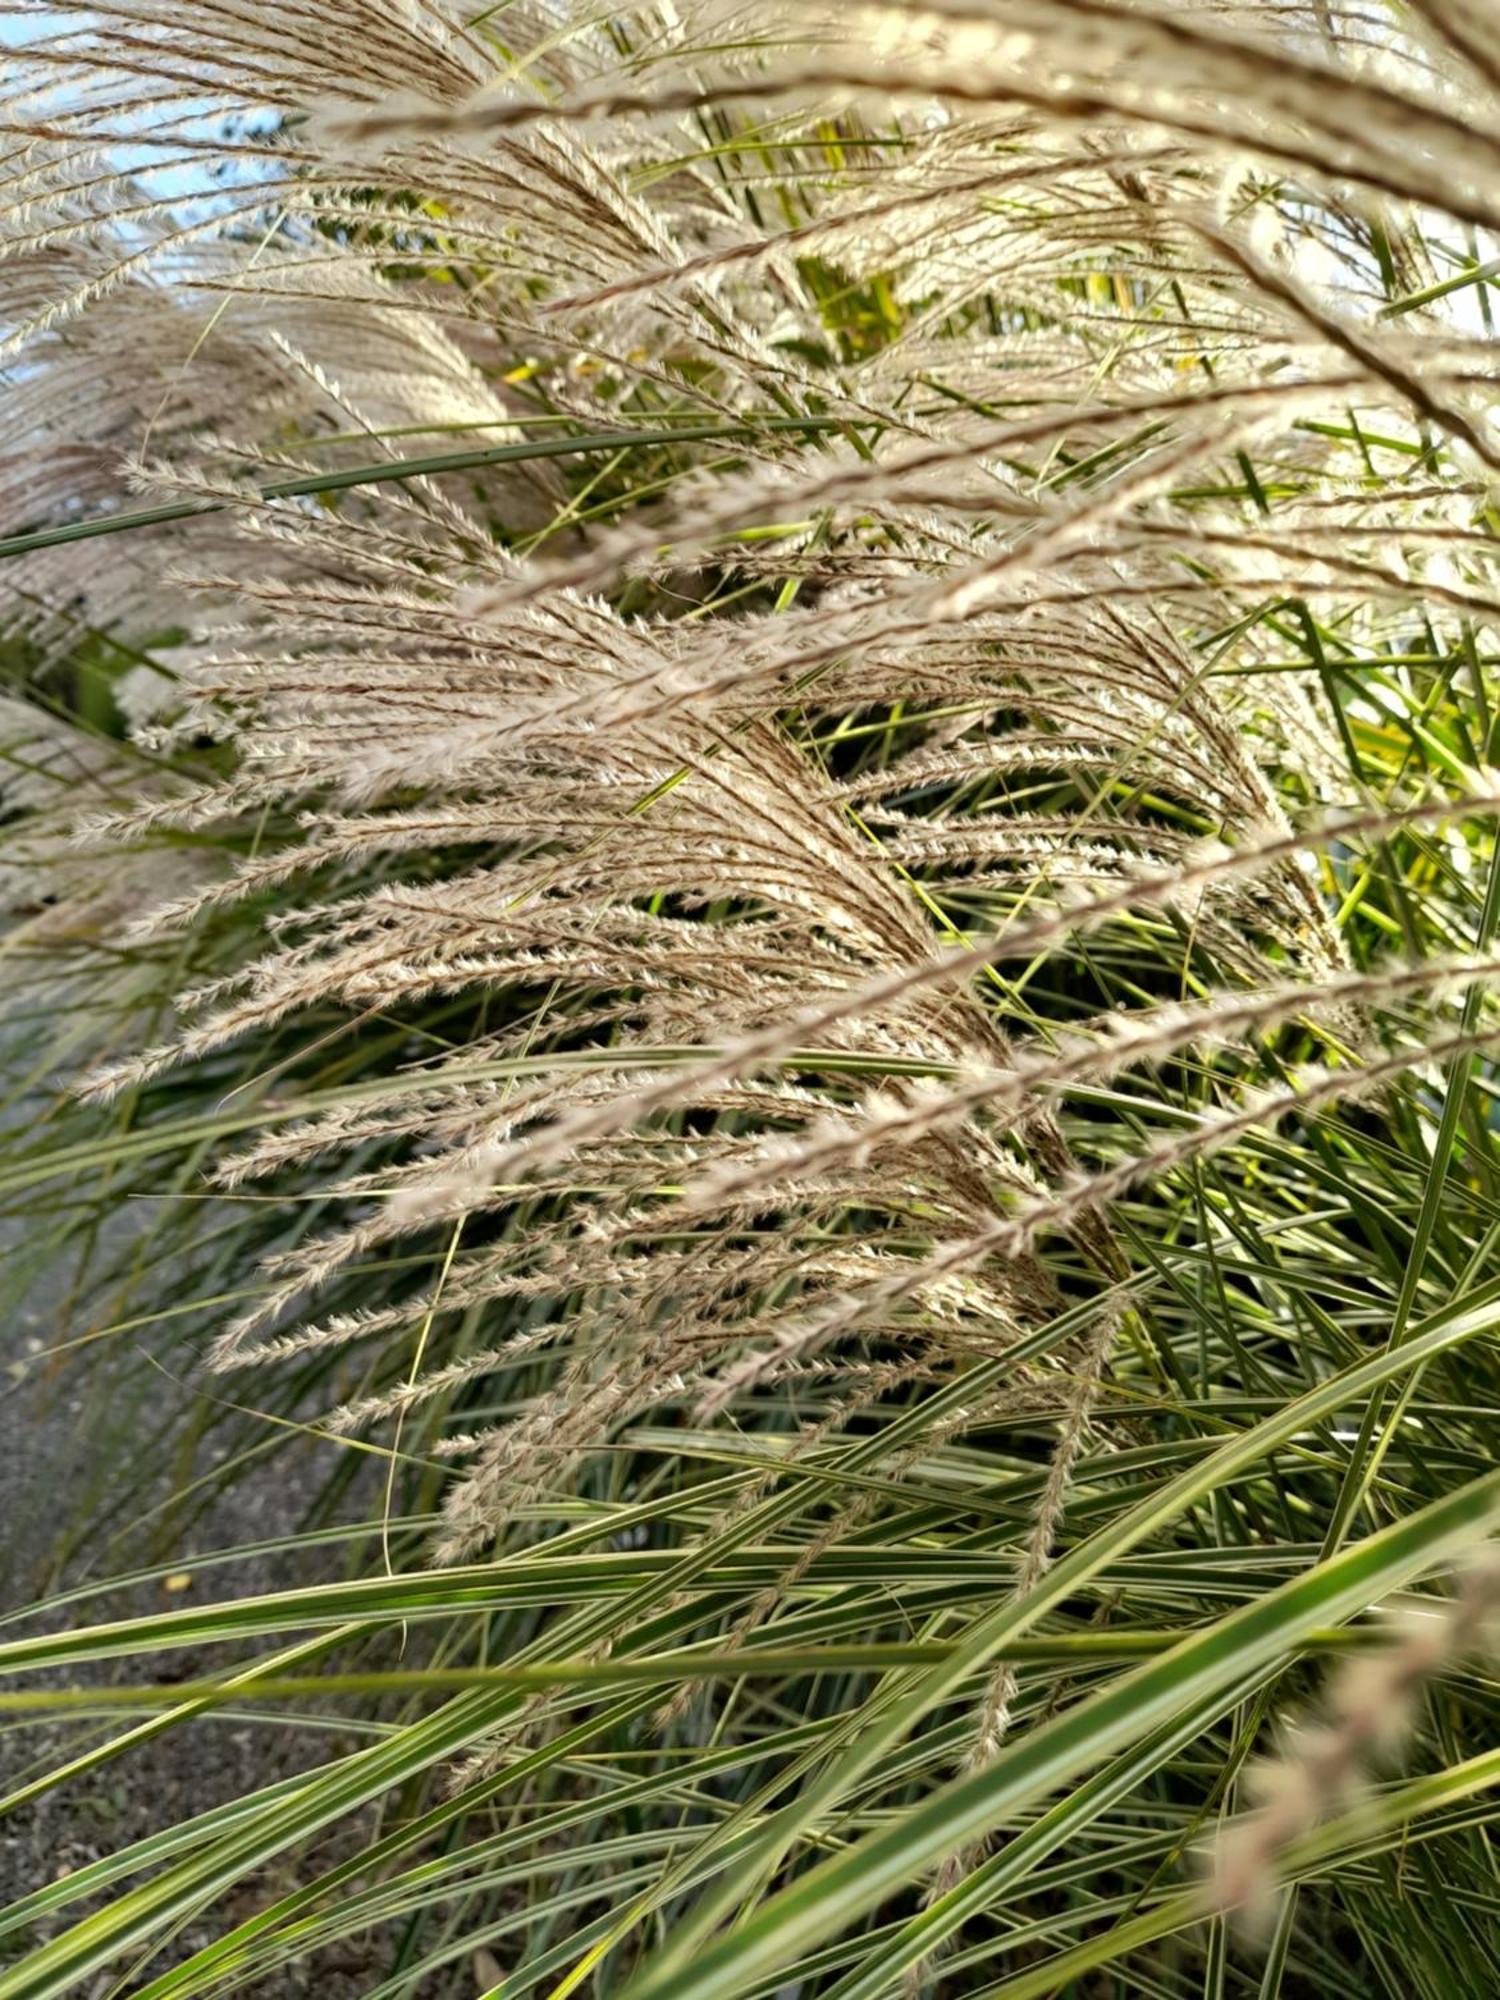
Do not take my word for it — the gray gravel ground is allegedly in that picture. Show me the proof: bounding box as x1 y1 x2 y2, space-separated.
0 1280 405 1996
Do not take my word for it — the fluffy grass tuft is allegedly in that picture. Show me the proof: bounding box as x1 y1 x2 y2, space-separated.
3 2 1500 1994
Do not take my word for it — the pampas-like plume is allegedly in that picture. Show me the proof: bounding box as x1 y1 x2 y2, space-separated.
6 5 1500 1992
1213 1551 1500 1926
4 0 1499 1555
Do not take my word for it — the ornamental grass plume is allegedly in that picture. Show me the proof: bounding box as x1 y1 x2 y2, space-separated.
1214 1551 1500 1929
2 3 1500 1996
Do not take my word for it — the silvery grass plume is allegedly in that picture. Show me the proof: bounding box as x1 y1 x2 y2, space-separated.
3 1 1500 1995
1213 1549 1500 1928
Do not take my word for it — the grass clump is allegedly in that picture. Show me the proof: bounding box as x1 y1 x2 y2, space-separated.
2 3 1500 1994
